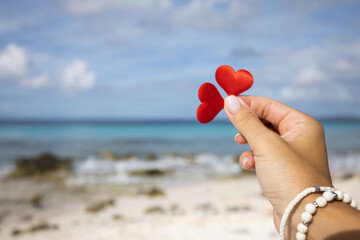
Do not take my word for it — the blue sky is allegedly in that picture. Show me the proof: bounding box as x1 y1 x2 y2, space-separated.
0 0 360 120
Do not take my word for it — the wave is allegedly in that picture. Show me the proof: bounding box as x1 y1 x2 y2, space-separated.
328 152 360 177
68 152 360 185
68 153 241 185
1 152 359 185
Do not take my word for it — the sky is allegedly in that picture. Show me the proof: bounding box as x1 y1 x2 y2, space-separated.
0 0 360 120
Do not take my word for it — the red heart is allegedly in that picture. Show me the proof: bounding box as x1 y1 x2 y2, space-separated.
196 82 224 124
215 65 253 96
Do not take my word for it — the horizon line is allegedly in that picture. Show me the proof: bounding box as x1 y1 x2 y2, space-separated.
0 115 360 124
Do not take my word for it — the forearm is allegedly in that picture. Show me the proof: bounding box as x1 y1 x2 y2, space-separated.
286 193 360 240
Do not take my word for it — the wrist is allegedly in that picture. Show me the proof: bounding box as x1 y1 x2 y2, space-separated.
284 189 360 240
286 193 322 239
278 186 335 239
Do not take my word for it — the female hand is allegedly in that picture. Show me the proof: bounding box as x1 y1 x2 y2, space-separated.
224 95 334 236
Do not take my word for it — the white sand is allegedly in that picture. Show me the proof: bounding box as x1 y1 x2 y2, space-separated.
0 175 359 240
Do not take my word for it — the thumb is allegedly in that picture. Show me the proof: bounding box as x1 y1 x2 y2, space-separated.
224 95 276 150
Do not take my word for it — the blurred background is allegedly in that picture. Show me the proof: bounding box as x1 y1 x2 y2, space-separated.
0 1 360 239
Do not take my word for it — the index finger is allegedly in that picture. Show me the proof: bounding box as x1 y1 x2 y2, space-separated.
238 95 307 136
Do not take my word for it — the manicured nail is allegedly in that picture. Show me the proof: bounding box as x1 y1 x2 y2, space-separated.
234 133 240 142
225 95 242 115
242 157 249 168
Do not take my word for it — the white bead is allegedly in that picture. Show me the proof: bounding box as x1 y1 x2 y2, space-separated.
343 193 352 203
297 222 308 234
305 203 316 214
350 199 358 208
323 191 334 201
301 212 312 223
335 190 344 200
296 232 306 240
316 196 327 207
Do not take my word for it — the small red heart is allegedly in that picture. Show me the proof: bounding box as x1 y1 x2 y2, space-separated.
215 65 253 96
196 82 224 124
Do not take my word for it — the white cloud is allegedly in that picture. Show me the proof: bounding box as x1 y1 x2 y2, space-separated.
294 65 329 85
286 0 359 12
20 74 49 89
281 86 319 101
173 0 257 31
61 60 96 92
252 39 360 102
0 44 96 92
64 0 171 15
0 43 29 80
280 83 351 102
0 43 48 89
173 0 221 30
63 0 258 38
63 0 173 43
334 59 354 72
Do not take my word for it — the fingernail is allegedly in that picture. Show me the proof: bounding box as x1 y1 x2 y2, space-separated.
242 157 249 168
234 133 240 142
225 95 242 115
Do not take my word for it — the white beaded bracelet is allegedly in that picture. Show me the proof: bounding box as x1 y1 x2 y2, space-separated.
279 186 335 240
279 186 360 240
295 189 359 240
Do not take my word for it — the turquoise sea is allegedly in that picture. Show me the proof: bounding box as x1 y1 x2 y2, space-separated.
0 120 359 183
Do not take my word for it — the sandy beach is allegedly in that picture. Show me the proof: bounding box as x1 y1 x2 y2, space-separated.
1 173 359 240
1 0 360 239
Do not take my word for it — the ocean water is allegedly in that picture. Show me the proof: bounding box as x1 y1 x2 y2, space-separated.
0 120 359 183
